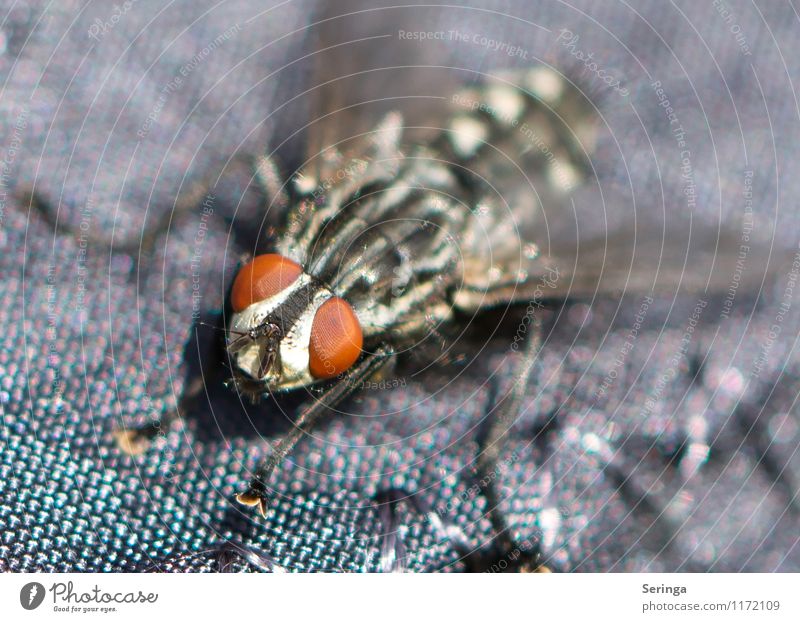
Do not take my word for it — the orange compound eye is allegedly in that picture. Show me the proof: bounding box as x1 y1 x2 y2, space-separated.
231 254 303 312
308 297 363 379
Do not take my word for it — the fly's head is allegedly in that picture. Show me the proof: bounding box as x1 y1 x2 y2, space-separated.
226 253 363 394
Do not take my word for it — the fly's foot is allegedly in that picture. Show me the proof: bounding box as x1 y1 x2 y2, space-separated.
214 540 286 573
235 479 271 517
374 487 478 572
485 537 548 573
114 376 203 456
223 375 266 405
113 415 175 456
113 428 152 456
448 534 549 573
374 486 551 572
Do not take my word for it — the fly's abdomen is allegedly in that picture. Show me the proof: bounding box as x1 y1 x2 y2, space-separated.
303 151 470 343
440 67 596 200
431 68 599 310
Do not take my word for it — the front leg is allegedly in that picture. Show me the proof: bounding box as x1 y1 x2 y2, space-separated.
236 345 395 517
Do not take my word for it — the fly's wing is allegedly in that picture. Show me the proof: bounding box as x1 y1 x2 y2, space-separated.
299 1 785 309
535 220 780 300
302 0 464 183
275 1 466 263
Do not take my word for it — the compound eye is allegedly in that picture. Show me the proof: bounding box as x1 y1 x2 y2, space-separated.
231 254 303 312
309 297 363 379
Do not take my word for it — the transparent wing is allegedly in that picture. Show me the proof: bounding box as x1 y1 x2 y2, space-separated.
304 0 464 177
303 1 785 306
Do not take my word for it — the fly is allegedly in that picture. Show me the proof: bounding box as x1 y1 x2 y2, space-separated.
21 60 781 572
101 51 775 570
21 55 777 571
223 69 595 573
62 62 593 571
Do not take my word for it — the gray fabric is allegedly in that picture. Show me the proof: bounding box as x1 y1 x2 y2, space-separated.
1 0 799 572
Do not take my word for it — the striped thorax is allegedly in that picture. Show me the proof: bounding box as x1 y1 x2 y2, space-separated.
226 68 593 398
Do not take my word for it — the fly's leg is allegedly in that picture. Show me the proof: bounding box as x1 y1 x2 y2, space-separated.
114 359 211 455
370 321 547 573
27 156 261 457
110 157 286 455
473 314 549 572
373 489 410 572
214 540 287 573
236 346 396 517
373 488 476 572
19 180 213 258
373 486 547 572
115 246 259 457
18 154 284 257
140 540 287 573
114 309 238 455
